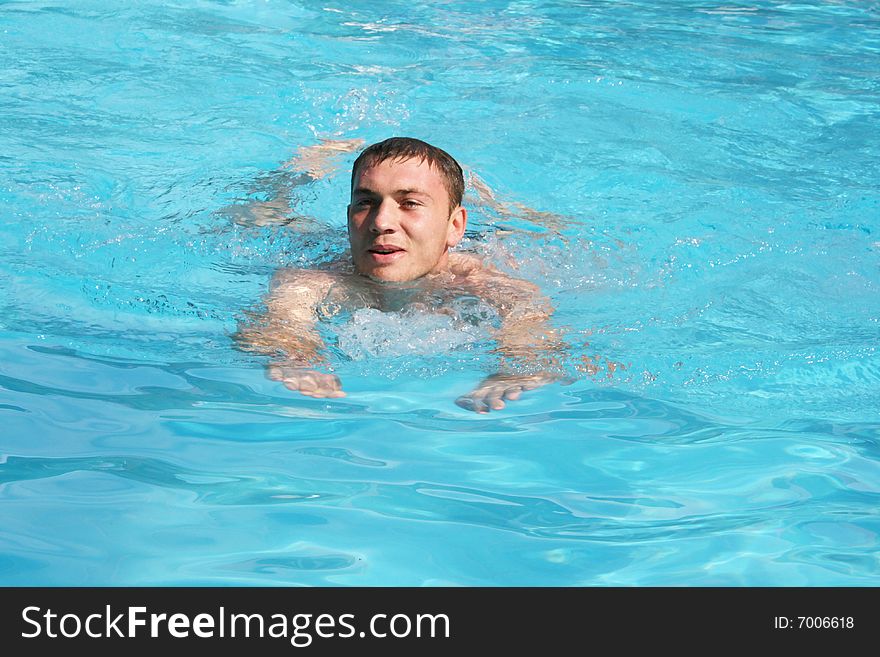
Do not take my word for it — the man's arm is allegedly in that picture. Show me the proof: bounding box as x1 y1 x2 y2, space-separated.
456 260 570 413
466 170 574 234
220 138 364 228
234 269 345 398
283 138 365 179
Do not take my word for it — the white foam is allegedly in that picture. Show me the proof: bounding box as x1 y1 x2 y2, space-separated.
334 299 497 360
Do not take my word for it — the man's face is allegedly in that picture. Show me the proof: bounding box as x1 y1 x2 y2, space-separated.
348 157 466 282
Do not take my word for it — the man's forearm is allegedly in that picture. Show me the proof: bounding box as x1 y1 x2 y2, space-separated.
493 320 567 374
234 321 326 368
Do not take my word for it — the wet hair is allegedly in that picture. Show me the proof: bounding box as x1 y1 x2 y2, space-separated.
351 137 464 212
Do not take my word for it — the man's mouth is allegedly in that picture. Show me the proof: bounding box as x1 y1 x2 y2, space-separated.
368 245 405 255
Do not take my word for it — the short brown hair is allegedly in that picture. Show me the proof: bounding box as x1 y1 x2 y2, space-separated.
351 137 464 212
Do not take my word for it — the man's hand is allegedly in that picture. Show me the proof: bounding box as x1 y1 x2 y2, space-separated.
455 372 566 414
284 138 365 178
268 365 346 399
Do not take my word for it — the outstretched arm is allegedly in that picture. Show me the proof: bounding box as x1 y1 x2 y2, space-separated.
220 138 364 228
283 138 365 179
466 170 574 234
234 270 345 398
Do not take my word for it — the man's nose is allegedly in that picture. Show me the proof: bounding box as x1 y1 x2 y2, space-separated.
369 199 397 233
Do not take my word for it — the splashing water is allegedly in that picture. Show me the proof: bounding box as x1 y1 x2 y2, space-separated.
1 0 879 586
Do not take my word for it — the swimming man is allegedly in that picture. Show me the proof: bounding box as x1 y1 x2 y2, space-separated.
236 137 568 413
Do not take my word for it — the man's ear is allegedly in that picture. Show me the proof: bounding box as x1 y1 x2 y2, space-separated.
446 206 467 248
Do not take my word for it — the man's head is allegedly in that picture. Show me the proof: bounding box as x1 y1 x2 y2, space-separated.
347 137 467 282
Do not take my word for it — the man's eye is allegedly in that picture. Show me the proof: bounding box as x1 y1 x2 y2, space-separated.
401 200 421 208
355 199 373 208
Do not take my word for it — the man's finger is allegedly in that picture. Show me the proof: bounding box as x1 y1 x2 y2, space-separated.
298 376 318 392
486 387 506 410
503 387 522 401
456 394 488 414
299 386 346 399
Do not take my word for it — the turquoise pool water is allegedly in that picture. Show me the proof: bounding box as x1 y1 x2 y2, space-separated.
1 0 878 585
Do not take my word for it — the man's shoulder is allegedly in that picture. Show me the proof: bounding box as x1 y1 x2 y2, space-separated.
268 268 342 310
270 267 339 289
449 253 539 292
448 252 489 276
